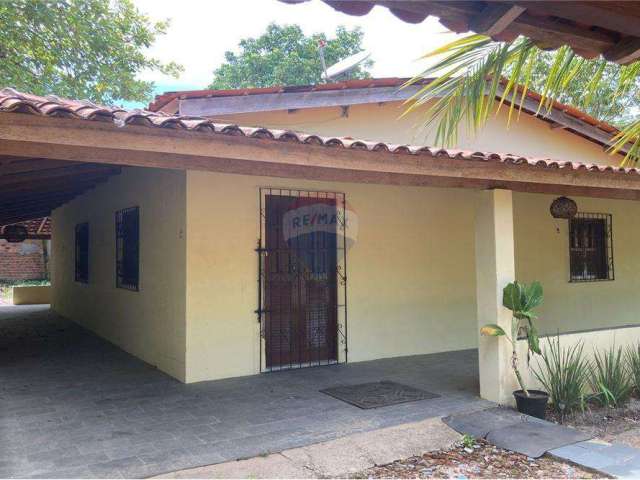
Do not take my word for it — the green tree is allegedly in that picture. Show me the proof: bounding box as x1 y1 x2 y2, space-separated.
523 52 640 125
209 23 372 89
0 0 182 104
407 35 640 164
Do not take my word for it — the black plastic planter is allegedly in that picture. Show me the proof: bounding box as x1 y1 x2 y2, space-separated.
513 390 549 419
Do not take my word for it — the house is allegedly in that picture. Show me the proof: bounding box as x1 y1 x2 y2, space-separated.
2 81 640 406
0 217 51 283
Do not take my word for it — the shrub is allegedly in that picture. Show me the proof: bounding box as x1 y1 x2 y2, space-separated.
626 343 640 396
589 345 632 408
533 335 589 420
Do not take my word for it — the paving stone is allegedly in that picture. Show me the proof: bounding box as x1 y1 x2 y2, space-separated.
550 440 640 477
486 420 592 458
443 405 544 439
86 455 145 478
0 305 487 478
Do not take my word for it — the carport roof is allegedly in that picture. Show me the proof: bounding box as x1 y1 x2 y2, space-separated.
2 87 640 228
0 87 635 176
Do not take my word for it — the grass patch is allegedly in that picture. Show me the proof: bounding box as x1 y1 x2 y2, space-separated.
589 345 632 408
533 335 589 421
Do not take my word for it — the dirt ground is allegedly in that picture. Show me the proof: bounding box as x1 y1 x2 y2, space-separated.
547 399 640 445
350 440 598 479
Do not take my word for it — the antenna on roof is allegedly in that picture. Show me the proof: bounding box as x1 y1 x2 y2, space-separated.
318 41 370 83
318 40 329 82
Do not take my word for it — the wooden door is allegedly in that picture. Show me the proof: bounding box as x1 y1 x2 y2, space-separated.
264 195 338 369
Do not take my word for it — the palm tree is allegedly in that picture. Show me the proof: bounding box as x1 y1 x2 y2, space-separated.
406 34 640 165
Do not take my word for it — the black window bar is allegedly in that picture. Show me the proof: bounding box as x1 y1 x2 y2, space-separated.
116 206 140 291
75 222 89 283
569 212 614 282
256 188 348 372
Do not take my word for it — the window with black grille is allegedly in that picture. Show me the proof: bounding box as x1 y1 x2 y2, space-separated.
569 212 614 282
75 222 89 283
116 207 139 291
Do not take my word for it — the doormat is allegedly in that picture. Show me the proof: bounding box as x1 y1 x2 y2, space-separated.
321 380 439 409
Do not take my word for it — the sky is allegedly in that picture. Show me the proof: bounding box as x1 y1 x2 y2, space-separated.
132 0 462 106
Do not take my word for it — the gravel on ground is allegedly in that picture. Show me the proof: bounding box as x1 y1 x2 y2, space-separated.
349 439 598 479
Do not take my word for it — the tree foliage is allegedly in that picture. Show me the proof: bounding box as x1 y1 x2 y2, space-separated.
525 51 640 125
209 23 372 89
0 0 182 104
407 35 640 165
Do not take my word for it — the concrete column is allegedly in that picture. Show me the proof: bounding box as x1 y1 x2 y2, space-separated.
475 189 517 405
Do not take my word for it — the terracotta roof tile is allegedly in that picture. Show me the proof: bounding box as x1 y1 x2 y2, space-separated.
1 87 637 177
148 77 620 139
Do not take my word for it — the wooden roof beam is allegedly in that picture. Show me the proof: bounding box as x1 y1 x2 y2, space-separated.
0 158 79 175
605 37 640 66
0 192 81 210
0 187 89 205
0 196 77 218
0 113 639 202
0 173 111 195
429 2 616 52
0 164 120 187
36 217 49 235
0 209 56 226
509 14 616 52
471 3 526 36
513 2 640 38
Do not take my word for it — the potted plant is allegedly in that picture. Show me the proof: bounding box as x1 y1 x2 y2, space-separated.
480 280 549 419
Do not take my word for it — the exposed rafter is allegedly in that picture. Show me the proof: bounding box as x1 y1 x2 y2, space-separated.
294 1 640 65
470 4 526 37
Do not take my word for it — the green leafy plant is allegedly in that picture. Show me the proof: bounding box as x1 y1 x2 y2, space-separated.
405 34 640 165
626 343 640 396
461 433 476 449
533 335 589 420
480 280 543 396
589 345 632 408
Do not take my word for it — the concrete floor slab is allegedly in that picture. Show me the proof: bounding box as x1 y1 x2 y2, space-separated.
157 417 461 479
0 306 489 478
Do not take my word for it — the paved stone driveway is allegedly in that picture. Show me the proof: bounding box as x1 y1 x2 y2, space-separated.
0 306 490 478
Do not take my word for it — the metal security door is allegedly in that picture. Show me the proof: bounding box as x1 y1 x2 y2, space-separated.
257 189 347 371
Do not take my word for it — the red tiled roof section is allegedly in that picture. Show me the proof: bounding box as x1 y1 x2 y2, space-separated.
0 217 51 238
0 87 637 177
148 77 619 137
148 78 412 112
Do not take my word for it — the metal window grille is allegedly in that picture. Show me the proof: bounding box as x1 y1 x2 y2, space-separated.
256 188 348 372
569 212 614 282
74 222 89 283
116 206 140 291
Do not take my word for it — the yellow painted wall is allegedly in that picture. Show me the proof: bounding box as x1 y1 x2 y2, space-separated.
47 99 637 385
185 173 640 383
213 100 621 167
51 167 187 381
185 171 478 382
513 192 640 335
517 325 640 393
12 285 51 305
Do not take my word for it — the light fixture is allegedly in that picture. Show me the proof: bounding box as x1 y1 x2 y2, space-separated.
4 225 28 243
550 196 578 219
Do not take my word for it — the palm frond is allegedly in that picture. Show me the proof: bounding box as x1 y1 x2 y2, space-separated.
407 34 640 165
